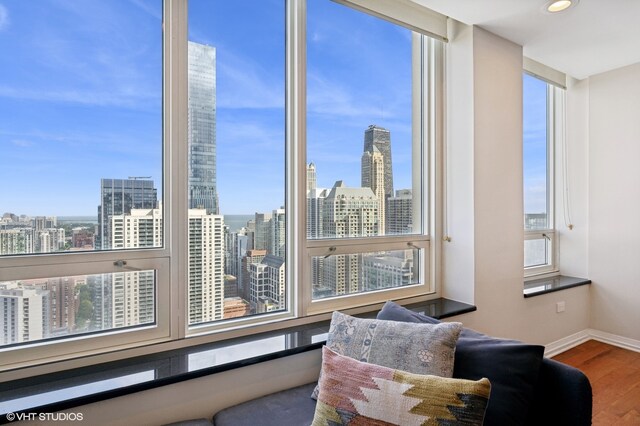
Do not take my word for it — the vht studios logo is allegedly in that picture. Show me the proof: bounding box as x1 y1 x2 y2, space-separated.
5 412 84 422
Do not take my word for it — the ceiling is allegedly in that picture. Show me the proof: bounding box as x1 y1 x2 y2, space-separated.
413 0 640 80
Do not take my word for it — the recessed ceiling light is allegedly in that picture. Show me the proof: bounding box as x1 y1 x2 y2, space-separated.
544 0 579 13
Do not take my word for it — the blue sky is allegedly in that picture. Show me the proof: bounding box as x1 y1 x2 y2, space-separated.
0 0 544 217
523 73 549 215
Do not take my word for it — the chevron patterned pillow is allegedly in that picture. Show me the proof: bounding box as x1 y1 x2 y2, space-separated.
312 346 491 426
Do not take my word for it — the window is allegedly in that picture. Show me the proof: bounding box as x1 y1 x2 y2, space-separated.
305 0 439 314
523 72 563 276
0 0 169 368
0 0 444 372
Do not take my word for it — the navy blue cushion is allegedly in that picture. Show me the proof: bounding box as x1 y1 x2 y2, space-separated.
377 301 545 426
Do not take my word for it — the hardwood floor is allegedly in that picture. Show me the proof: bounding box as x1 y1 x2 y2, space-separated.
553 340 640 425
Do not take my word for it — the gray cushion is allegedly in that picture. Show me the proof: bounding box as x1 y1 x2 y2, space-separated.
311 310 463 399
377 300 545 426
213 382 317 426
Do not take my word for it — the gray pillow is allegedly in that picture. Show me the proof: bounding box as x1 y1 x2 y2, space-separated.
311 311 463 399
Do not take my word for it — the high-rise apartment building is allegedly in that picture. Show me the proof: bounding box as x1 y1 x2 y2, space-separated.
97 178 158 250
363 125 393 199
188 209 225 324
188 41 218 215
270 208 286 260
0 228 34 255
387 189 413 234
320 181 378 297
240 249 267 302
322 181 379 238
307 187 328 288
44 276 81 336
253 212 272 251
109 207 162 328
0 283 49 345
249 254 285 313
361 252 414 292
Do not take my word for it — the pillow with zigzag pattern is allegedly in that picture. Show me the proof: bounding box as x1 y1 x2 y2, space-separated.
312 346 491 426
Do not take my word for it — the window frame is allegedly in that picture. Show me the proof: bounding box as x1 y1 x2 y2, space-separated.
0 0 445 373
523 72 563 278
300 13 442 315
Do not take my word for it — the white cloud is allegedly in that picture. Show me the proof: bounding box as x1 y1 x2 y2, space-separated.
0 85 159 109
216 51 284 110
11 139 34 148
0 4 9 31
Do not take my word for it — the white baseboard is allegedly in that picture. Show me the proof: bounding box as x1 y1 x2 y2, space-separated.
544 330 591 357
544 329 640 357
588 329 640 353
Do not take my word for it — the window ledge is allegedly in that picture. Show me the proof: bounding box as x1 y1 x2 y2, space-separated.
523 275 591 298
0 298 475 420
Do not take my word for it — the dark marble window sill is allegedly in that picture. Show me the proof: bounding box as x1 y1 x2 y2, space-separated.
524 275 591 298
0 298 475 422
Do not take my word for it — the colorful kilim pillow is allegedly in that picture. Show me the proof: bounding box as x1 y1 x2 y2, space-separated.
312 346 491 426
312 311 463 399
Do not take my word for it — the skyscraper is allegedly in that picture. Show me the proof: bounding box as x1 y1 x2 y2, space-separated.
363 125 393 199
320 181 378 297
110 207 161 328
96 178 158 250
269 208 286 260
188 41 219 214
0 283 49 345
387 189 413 234
361 145 386 234
188 209 225 324
307 162 317 192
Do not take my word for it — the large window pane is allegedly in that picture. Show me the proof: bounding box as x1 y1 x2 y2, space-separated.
187 1 286 326
306 1 426 300
0 1 163 255
307 1 421 240
523 73 550 231
313 249 419 299
0 270 155 347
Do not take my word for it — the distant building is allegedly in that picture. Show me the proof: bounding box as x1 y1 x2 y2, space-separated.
223 297 250 319
240 249 267 301
387 189 413 235
224 275 238 298
188 209 225 324
307 187 329 288
363 125 393 199
97 178 158 250
0 282 49 345
249 255 285 313
307 162 317 192
253 212 272 251
72 228 95 249
361 252 414 292
320 181 378 297
270 208 286 260
188 41 219 215
0 228 34 255
362 146 386 234
110 207 162 327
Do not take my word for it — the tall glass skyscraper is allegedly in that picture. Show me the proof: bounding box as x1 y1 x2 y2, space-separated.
188 41 219 214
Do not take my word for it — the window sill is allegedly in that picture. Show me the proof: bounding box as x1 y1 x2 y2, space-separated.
0 298 475 421
523 275 591 298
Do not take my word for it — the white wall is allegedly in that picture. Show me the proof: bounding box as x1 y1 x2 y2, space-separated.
443 24 591 344
556 77 589 277
588 62 640 341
